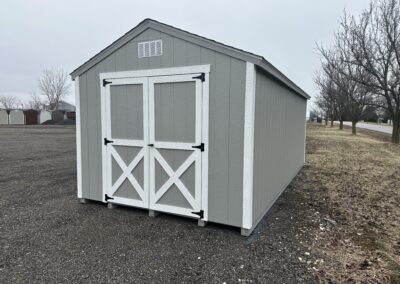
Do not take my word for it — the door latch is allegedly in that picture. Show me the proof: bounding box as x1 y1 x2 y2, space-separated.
192 143 204 152
191 210 204 219
104 138 114 145
148 144 154 147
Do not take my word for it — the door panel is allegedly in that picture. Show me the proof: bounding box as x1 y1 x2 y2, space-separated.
110 84 144 140
149 75 202 218
105 78 149 208
154 81 196 143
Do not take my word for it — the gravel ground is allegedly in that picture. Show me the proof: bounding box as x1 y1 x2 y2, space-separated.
0 126 314 283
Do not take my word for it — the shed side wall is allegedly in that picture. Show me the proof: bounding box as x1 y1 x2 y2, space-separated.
78 28 246 227
252 71 306 226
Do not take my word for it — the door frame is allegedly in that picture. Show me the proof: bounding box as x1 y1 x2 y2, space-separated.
100 64 210 221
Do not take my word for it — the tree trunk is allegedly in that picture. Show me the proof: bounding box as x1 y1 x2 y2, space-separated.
339 119 343 130
325 116 328 126
330 119 334 127
392 117 400 144
352 121 357 135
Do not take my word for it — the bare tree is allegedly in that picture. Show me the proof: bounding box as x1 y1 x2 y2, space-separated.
332 0 400 143
26 92 45 110
38 68 70 110
0 95 18 109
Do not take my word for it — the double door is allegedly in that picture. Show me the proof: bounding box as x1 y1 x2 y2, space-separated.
102 72 207 219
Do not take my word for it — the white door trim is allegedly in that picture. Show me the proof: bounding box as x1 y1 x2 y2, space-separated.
75 76 82 199
242 62 256 230
99 66 209 221
101 77 149 207
100 65 210 81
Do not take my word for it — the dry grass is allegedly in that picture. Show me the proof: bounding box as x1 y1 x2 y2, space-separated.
301 124 400 283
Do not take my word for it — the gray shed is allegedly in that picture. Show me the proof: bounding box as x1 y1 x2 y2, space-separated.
0 109 8 124
9 110 24 125
70 19 309 236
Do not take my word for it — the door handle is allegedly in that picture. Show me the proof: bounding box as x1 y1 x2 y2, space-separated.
148 144 154 147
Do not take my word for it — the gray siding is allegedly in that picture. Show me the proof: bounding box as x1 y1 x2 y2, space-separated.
252 71 307 226
78 28 246 227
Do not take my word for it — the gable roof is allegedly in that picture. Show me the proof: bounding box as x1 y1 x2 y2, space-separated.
70 18 310 99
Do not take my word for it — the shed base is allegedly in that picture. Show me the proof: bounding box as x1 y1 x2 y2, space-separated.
197 220 207 227
240 227 255 237
79 198 89 204
107 202 118 209
149 210 159 217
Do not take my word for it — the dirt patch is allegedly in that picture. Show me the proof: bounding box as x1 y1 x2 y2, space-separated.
303 124 400 283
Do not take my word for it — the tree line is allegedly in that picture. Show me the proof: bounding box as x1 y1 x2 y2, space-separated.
314 0 400 143
0 68 70 111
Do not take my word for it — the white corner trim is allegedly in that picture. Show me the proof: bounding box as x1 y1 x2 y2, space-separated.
242 62 256 230
75 76 82 199
99 64 210 80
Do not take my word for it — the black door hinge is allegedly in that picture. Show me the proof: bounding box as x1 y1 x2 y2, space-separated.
192 143 204 152
192 73 205 82
192 210 204 219
103 79 112 87
104 138 114 145
105 194 114 201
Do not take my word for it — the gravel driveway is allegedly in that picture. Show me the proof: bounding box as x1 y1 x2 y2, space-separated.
0 126 314 283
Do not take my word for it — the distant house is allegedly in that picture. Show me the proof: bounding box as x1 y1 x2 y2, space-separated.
47 100 76 111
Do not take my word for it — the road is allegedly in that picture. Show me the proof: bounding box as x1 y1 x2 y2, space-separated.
341 121 392 134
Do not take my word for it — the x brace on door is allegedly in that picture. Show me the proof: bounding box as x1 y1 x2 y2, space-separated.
153 149 197 209
110 147 146 202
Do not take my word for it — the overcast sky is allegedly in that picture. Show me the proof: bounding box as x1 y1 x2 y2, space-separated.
0 0 369 106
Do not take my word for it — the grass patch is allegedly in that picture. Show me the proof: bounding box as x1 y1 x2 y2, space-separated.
300 124 400 283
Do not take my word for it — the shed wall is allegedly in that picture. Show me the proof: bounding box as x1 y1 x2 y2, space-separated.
9 110 24 125
0 110 8 124
252 71 306 226
78 28 246 227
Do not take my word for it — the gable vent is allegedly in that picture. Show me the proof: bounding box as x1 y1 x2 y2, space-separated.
138 40 163 58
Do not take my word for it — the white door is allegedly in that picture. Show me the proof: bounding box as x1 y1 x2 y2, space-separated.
148 74 204 218
103 77 149 208
101 67 209 220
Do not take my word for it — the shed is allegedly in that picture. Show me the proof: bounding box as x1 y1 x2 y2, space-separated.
51 110 65 123
0 109 8 124
24 110 39 125
70 19 309 236
39 111 51 124
9 110 24 125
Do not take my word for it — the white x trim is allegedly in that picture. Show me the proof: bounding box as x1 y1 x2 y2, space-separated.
110 147 146 202
153 149 197 209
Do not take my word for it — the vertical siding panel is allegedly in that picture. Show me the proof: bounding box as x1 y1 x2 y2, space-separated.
79 73 90 198
161 35 173 67
252 71 307 224
186 42 201 65
125 40 138 70
173 37 187 66
210 52 230 224
85 66 98 200
228 58 245 226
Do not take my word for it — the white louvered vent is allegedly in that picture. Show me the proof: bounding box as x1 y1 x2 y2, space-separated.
138 40 163 58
